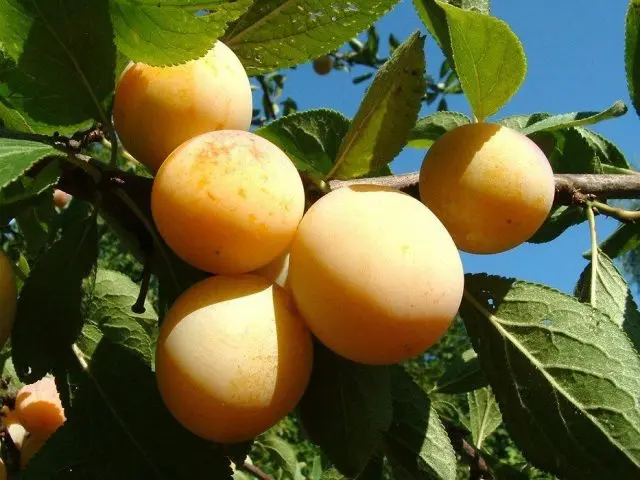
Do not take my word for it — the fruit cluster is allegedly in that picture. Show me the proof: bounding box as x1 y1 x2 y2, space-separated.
0 40 555 450
1 376 67 471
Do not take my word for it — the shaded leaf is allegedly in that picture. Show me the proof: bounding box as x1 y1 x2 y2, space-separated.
384 366 457 480
110 0 253 66
528 205 586 244
437 2 526 120
468 387 502 449
575 249 640 351
597 222 640 259
461 274 640 479
329 32 426 179
548 127 602 174
407 111 471 148
413 0 451 58
433 348 487 394
22 341 233 479
576 127 631 169
259 433 299 480
626 0 640 117
0 0 116 131
12 214 98 382
79 269 158 366
224 0 401 75
298 344 392 477
256 109 350 178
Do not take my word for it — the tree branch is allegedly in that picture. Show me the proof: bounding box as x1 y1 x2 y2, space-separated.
328 172 640 205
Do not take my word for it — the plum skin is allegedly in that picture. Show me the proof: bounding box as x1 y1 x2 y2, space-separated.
151 130 305 275
155 274 314 444
419 123 556 254
113 41 252 171
288 185 464 366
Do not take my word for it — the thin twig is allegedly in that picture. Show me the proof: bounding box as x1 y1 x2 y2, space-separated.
591 200 640 222
102 137 138 166
240 461 273 480
586 204 598 308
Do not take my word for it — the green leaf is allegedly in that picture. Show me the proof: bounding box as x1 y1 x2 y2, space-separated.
407 111 471 148
0 138 62 191
527 205 586 244
597 222 640 259
223 0 401 75
256 109 350 178
12 214 98 382
79 269 158 366
413 0 451 58
461 274 640 479
0 346 24 401
447 0 490 13
384 366 457 480
467 387 502 449
320 468 348 480
310 455 323 480
0 0 116 131
0 158 60 216
298 344 392 477
437 1 526 120
328 31 426 180
575 250 640 351
521 101 628 136
259 433 299 480
22 341 233 479
626 0 640 117
433 347 487 394
109 0 253 66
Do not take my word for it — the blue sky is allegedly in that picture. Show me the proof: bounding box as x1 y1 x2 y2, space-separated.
264 0 638 295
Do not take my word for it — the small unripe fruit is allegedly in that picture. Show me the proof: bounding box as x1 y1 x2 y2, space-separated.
312 56 334 75
155 275 313 443
113 41 252 171
419 123 555 254
53 189 72 209
0 250 16 350
289 185 464 365
151 130 305 275
15 376 66 441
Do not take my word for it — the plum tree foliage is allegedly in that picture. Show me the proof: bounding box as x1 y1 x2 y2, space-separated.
0 0 639 479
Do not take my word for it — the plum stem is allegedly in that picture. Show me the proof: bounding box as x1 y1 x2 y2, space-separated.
132 254 152 314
